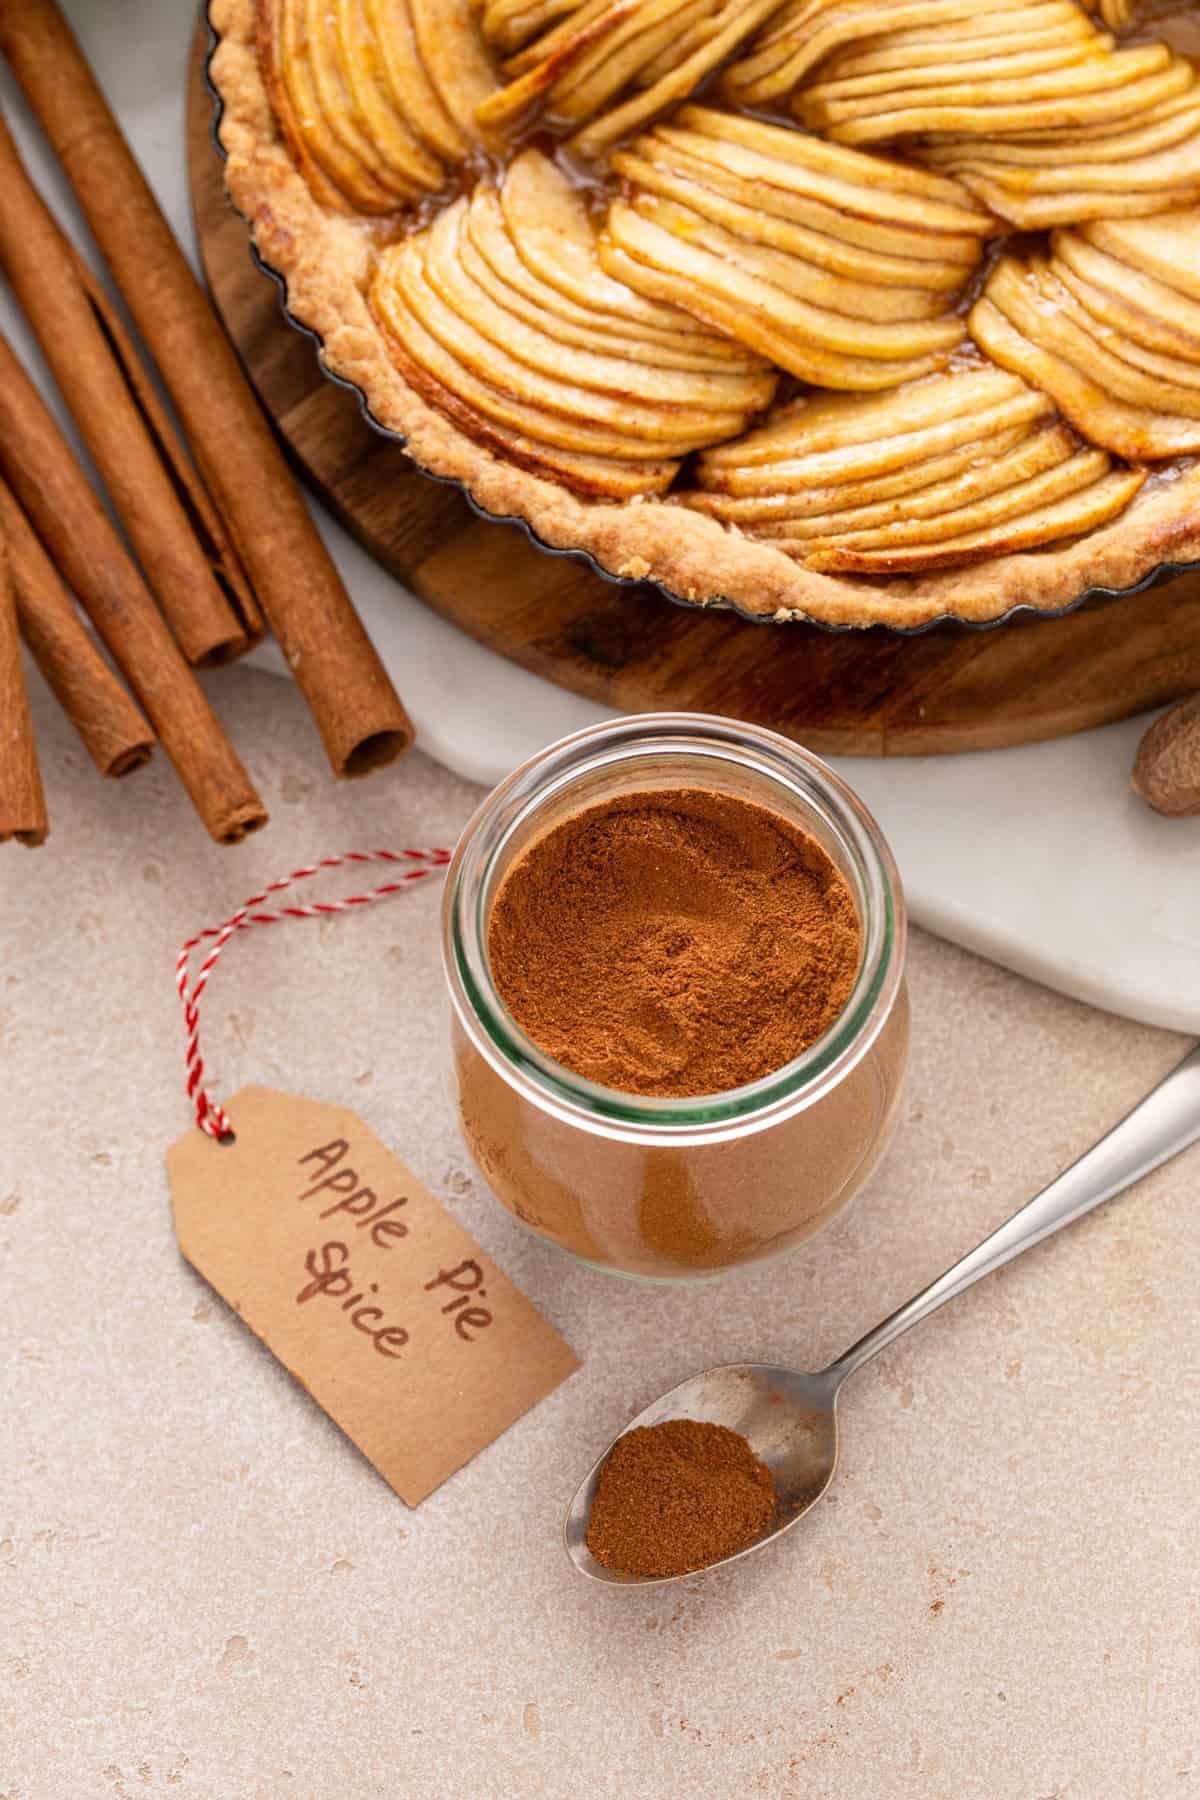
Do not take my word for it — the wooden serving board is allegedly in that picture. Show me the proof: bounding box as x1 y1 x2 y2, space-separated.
187 29 1200 756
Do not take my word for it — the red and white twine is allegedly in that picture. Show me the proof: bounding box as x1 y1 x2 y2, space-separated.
176 848 452 1140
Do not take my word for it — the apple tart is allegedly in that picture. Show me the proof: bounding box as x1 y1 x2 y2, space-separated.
210 0 1200 628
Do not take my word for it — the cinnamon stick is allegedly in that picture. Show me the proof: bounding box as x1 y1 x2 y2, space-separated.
0 110 255 669
0 476 153 780
69 244 264 655
0 532 49 848
0 0 414 776
0 331 267 845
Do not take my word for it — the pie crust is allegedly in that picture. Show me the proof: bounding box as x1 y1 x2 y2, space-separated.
207 0 1200 629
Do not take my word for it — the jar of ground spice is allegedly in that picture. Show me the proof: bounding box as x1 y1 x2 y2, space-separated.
442 715 909 1282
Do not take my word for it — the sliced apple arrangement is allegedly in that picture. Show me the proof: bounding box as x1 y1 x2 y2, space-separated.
722 0 1200 221
918 93 1200 230
475 0 786 159
259 0 498 212
601 107 991 386
245 0 1200 604
724 0 1114 113
800 34 1187 152
369 149 775 497
914 32 1200 228
682 365 1145 573
971 216 1200 457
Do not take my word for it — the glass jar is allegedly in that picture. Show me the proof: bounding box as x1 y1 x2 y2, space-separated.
442 714 909 1283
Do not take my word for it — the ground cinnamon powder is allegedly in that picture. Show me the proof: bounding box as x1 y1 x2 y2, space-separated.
586 1420 776 1577
487 788 861 1098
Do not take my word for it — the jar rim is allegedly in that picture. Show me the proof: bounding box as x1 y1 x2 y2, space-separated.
442 714 905 1144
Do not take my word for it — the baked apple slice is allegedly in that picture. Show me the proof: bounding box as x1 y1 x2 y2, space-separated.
369 155 774 498
649 128 982 266
993 235 1200 376
673 108 992 243
499 148 753 345
374 243 691 474
1031 259 1200 392
1079 0 1135 28
693 368 1055 492
916 91 1200 225
1053 231 1200 359
261 0 497 208
480 0 593 54
686 429 1027 522
804 445 1113 552
602 202 965 386
498 0 628 72
677 361 1140 572
418 202 772 425
263 0 418 211
601 110 993 384
1088 213 1200 301
821 14 1103 86
406 0 499 141
724 0 1017 108
364 0 470 163
972 279 1200 456
921 90 1200 168
808 467 1145 572
814 48 1188 148
476 1 639 136
738 427 1076 538
565 0 783 158
398 226 749 451
464 190 761 368
332 0 446 192
610 143 971 290
476 0 784 155
626 194 948 323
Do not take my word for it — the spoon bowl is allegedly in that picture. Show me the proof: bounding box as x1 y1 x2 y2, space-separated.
564 1363 841 1586
564 1042 1200 1588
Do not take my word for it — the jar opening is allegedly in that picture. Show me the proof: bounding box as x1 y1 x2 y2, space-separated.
443 715 905 1141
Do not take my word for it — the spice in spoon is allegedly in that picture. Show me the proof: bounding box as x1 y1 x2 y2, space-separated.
586 1419 776 1577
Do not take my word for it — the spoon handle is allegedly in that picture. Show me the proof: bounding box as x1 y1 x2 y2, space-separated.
827 1041 1200 1386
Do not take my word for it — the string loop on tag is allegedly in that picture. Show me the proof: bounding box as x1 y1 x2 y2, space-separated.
176 849 452 1140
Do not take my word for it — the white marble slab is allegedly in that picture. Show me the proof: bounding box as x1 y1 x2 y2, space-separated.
2 1 1197 1036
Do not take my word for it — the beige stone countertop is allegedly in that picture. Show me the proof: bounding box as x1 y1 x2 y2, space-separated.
3 663 1198 1800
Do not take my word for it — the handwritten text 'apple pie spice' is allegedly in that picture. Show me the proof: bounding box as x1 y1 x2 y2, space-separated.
297 1138 495 1356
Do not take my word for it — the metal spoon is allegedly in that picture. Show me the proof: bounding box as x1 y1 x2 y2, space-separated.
565 1041 1200 1587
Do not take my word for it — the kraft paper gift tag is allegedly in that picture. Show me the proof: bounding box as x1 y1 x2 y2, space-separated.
168 1086 580 1505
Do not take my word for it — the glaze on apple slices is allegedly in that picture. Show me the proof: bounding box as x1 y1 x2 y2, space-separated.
258 0 496 213
601 107 989 386
971 216 1200 456
683 364 1145 572
476 0 788 158
725 0 1200 227
369 149 775 498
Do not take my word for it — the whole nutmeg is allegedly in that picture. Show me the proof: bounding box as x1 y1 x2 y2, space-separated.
1132 695 1200 818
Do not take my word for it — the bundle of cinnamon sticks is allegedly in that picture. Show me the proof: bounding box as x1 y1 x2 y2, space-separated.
0 0 412 850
